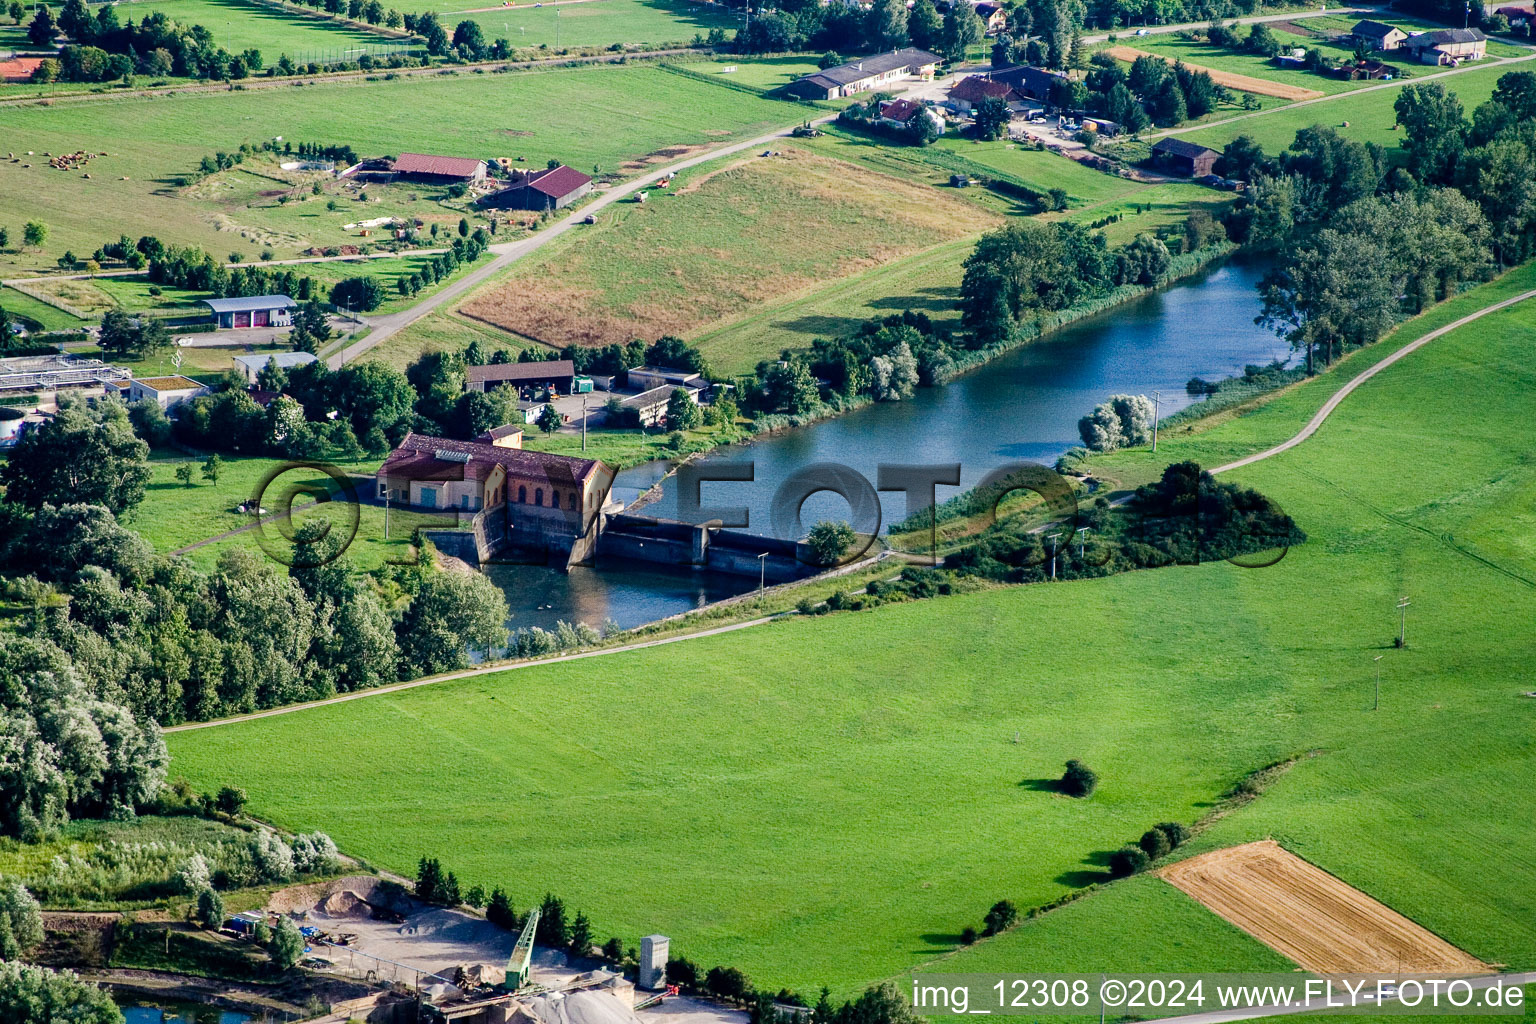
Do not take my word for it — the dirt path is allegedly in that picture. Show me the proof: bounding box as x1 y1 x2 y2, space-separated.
1079 6 1376 45
1104 45 1324 99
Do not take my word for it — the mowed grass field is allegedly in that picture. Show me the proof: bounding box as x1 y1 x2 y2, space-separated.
425 0 740 50
165 265 1536 992
459 145 998 350
121 0 406 57
0 64 801 275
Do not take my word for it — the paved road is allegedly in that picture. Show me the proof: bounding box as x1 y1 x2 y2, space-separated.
1209 287 1536 475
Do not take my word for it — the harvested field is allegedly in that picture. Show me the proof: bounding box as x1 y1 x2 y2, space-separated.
1160 841 1492 974
1104 46 1325 100
460 147 997 350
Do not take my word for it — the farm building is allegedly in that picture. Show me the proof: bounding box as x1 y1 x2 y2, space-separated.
475 424 526 447
625 365 702 392
376 432 609 517
203 295 296 330
389 153 487 184
877 98 944 134
465 359 577 394
1405 28 1487 63
1335 58 1394 80
479 165 594 211
987 64 1068 103
1495 5 1532 26
620 385 700 428
105 375 208 412
788 48 942 100
1351 20 1408 50
1082 116 1121 136
947 75 1018 112
972 1 1007 32
1151 138 1221 177
232 351 317 383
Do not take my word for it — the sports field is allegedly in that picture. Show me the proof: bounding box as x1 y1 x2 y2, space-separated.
165 263 1536 993
0 63 800 274
460 146 997 350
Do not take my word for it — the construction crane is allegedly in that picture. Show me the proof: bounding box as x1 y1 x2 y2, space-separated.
503 907 541 991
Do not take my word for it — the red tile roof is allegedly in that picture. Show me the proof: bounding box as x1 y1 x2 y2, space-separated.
949 75 1016 103
524 164 594 199
379 432 602 488
879 98 923 122
391 153 485 178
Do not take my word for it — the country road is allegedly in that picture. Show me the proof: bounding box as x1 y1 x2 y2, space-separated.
167 283 1533 732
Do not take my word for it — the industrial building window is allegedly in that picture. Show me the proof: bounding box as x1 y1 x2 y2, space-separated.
568 492 577 510
518 486 526 503
535 489 543 506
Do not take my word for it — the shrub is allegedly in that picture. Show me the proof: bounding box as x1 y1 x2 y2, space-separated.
1154 821 1190 849
1139 828 1172 860
1109 846 1150 878
195 887 224 929
1059 759 1098 798
960 926 978 944
981 899 1017 936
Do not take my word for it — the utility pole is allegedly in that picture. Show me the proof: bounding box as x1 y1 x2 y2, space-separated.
384 492 390 540
1373 655 1383 711
757 552 769 602
1151 390 1162 453
1049 535 1058 579
581 393 587 452
1396 596 1411 648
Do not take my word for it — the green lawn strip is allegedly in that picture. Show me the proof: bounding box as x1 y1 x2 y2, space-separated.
0 63 800 275
419 0 739 50
670 56 826 93
0 284 90 331
357 308 530 370
1174 60 1521 152
128 451 381 555
164 265 1536 993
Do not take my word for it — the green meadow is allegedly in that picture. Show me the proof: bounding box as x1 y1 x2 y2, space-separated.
0 63 801 274
428 0 740 51
165 265 1536 993
126 0 405 58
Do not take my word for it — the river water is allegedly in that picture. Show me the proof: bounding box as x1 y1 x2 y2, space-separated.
493 255 1289 633
119 1003 253 1024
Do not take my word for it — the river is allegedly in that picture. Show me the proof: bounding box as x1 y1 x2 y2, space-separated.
492 254 1289 633
119 1002 253 1024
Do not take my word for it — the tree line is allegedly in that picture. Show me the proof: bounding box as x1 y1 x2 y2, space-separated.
1220 72 1536 372
0 398 510 729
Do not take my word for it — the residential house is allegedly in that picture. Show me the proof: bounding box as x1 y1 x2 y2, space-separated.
232 351 317 384
465 360 577 394
1151 138 1221 177
390 153 488 184
988 64 1069 103
876 98 944 134
106 375 208 413
788 48 943 100
1351 19 1408 50
947 74 1018 112
1335 58 1394 80
376 432 610 517
479 165 595 211
1404 28 1487 64
475 424 526 447
973 1 1007 32
1494 5 1532 26
203 295 296 330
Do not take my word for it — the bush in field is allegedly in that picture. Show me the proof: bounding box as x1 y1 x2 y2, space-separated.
172 853 211 895
250 830 294 883
1109 846 1150 878
194 887 224 929
1154 821 1190 849
269 918 303 970
807 520 856 566
290 832 339 874
1059 759 1098 798
1139 828 1172 860
981 899 1017 936
0 962 121 1024
0 883 44 959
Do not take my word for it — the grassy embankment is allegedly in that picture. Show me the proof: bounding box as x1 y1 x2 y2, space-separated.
164 265 1536 994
